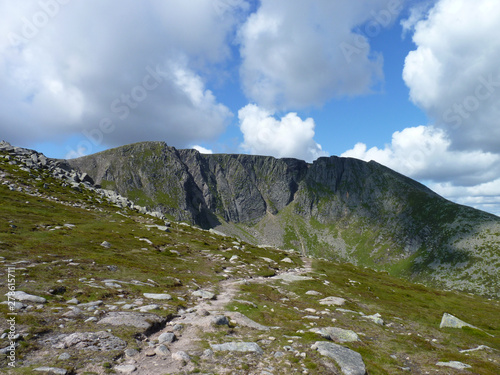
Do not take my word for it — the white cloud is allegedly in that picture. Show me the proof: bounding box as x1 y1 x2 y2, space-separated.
238 104 327 162
192 145 213 154
238 0 399 110
0 0 246 151
342 126 500 185
403 0 500 152
342 125 500 215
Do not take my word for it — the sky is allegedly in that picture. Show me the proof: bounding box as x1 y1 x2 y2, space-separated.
1 0 500 216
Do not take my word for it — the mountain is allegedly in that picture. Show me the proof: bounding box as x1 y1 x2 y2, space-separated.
0 141 499 375
66 141 500 298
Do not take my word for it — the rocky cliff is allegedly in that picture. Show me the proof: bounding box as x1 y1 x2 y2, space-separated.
67 141 500 297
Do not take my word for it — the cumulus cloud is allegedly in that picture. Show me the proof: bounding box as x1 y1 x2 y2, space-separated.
0 0 246 152
342 125 500 215
403 0 500 152
192 145 213 154
238 104 327 162
342 126 500 185
238 0 400 110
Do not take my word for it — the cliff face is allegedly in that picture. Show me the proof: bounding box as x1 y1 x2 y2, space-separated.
67 141 500 296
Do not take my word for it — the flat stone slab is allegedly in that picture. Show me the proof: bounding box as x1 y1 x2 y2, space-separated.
211 342 263 354
310 327 360 343
7 291 46 303
226 312 270 331
143 293 172 300
319 296 346 306
312 341 366 375
51 331 126 351
114 364 137 373
436 361 471 370
272 274 313 282
97 311 166 333
33 367 67 375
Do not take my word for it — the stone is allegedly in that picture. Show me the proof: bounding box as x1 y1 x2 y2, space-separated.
459 345 492 353
306 290 322 296
211 315 230 326
139 304 160 312
439 313 477 329
198 308 210 316
319 296 346 306
52 331 126 351
312 341 366 375
192 290 216 300
67 298 79 304
272 274 313 282
225 312 269 331
229 255 239 262
281 257 294 263
97 312 166 334
310 327 360 343
143 293 172 300
155 344 171 356
114 364 137 373
33 367 67 375
436 361 472 370
211 342 263 354
158 332 176 344
7 291 46 303
77 300 103 308
172 350 191 363
124 348 139 358
100 241 111 248
58 352 71 360
362 313 384 326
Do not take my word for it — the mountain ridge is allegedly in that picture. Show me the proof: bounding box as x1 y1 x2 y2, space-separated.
65 141 500 298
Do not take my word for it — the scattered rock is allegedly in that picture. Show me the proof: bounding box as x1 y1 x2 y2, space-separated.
211 342 263 354
100 241 111 248
312 341 366 375
436 361 472 370
97 312 166 334
33 367 67 375
310 327 360 343
77 300 103 308
114 364 137 373
143 293 172 300
67 298 79 304
192 290 216 300
319 296 346 306
281 257 294 263
158 332 176 344
362 313 384 326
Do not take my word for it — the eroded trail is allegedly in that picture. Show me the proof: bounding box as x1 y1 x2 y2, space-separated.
128 257 314 375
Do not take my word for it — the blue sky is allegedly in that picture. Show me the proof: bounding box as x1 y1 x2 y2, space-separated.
1 0 500 216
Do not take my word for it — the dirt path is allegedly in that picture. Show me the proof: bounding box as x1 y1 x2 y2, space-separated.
121 257 314 374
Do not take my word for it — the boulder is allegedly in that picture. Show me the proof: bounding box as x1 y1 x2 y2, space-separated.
158 332 176 344
319 296 346 306
192 290 216 300
362 313 384 325
312 341 366 375
143 293 172 300
310 327 360 343
439 313 477 329
7 291 46 303
114 364 137 374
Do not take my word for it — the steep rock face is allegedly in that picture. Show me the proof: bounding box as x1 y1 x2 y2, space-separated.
67 141 500 296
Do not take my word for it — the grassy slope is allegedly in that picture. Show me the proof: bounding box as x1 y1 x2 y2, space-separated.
0 156 499 374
